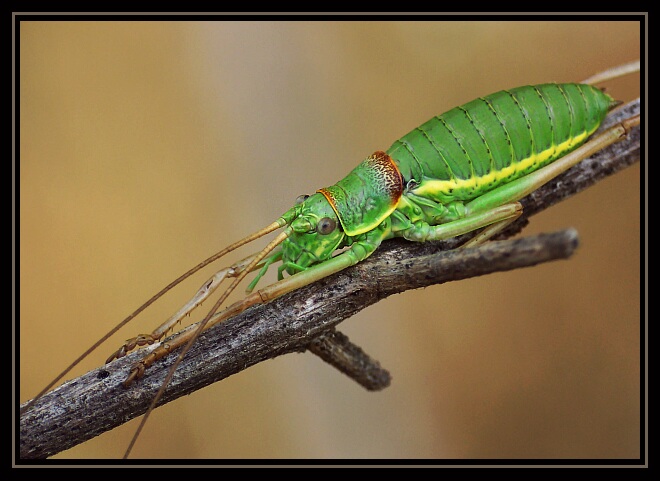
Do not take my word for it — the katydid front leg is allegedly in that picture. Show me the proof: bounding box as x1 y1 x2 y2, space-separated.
107 251 276 362
121 224 390 386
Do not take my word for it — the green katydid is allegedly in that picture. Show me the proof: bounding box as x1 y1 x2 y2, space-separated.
20 59 641 459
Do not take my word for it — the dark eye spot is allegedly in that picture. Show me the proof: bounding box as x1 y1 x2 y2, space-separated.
317 217 337 235
295 194 310 205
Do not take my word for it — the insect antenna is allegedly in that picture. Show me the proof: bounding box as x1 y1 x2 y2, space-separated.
581 59 640 85
123 226 292 458
21 219 287 416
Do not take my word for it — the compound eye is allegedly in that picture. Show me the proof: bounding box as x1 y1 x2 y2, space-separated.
317 217 337 235
295 194 310 205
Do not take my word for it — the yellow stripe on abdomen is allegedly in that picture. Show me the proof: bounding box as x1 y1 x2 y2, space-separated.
410 130 591 202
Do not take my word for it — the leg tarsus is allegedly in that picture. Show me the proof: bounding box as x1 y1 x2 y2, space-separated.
122 342 173 387
106 334 161 363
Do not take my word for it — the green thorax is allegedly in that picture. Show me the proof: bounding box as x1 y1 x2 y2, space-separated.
318 151 403 236
276 152 402 276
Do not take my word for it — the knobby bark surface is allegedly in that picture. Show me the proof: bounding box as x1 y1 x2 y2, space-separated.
18 100 640 460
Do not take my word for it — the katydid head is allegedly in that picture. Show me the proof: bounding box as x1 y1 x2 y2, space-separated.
266 151 403 278
280 192 346 274
242 151 403 291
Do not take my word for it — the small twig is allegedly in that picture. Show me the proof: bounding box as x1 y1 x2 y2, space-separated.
308 329 392 391
18 99 640 459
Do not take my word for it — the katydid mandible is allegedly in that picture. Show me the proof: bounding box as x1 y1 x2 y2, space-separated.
21 60 641 459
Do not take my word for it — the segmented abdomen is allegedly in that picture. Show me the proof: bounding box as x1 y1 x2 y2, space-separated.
387 83 613 202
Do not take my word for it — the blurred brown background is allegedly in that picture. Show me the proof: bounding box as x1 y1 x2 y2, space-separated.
19 20 641 460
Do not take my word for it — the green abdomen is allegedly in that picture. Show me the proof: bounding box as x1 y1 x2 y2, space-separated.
386 83 613 203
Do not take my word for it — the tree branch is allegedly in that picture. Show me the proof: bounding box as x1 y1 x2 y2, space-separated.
18 99 640 460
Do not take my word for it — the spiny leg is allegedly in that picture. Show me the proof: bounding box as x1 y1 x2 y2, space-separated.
107 250 277 362
105 267 233 362
122 223 390 386
21 220 287 417
123 228 294 458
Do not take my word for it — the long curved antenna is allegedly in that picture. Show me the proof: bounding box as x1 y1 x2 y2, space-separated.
582 59 640 85
123 227 292 458
20 219 286 415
